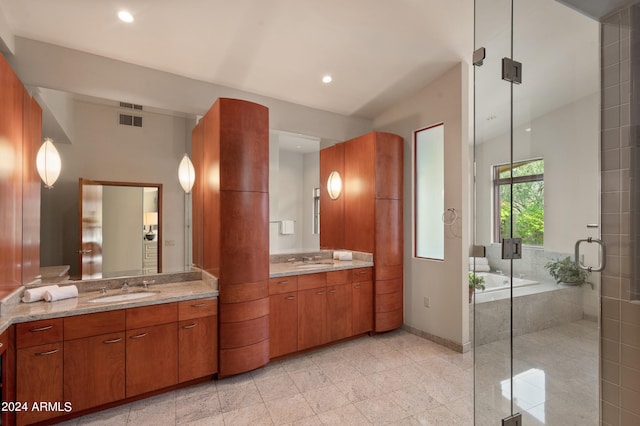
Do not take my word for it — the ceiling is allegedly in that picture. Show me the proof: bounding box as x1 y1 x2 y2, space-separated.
0 0 474 120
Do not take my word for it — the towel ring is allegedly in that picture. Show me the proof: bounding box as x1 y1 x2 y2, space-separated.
442 208 458 226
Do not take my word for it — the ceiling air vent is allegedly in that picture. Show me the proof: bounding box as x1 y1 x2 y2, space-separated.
119 113 143 128
119 102 143 110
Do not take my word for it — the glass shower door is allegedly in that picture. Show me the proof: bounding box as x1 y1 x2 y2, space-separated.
473 0 601 424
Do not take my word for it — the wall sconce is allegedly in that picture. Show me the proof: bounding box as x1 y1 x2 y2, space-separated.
36 138 61 188
327 170 342 200
178 153 195 193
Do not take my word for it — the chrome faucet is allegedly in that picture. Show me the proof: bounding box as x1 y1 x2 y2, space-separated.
121 281 129 293
142 279 155 289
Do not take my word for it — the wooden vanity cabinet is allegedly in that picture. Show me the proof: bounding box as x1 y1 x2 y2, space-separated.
15 318 64 426
269 276 298 358
63 311 126 412
178 298 218 382
0 327 14 426
326 270 352 342
351 268 374 335
125 303 178 397
298 287 328 351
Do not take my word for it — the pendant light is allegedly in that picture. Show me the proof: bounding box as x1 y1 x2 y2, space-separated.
36 138 62 188
178 153 195 193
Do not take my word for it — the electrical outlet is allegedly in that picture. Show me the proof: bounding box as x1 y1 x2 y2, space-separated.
165 240 176 247
423 297 430 308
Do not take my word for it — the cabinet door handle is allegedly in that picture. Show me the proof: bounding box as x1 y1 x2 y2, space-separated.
30 325 53 332
36 349 59 356
278 280 289 285
316 291 326 295
182 323 197 329
130 333 148 339
359 271 368 274
191 303 206 308
286 296 296 300
329 290 337 293
103 338 122 344
0 342 3 348
354 285 361 289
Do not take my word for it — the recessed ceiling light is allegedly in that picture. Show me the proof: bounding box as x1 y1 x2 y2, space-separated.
322 75 333 84
118 10 134 23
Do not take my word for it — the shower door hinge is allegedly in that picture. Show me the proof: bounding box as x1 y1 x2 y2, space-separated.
502 58 523 84
501 238 522 260
470 245 486 258
502 413 522 426
473 47 486 66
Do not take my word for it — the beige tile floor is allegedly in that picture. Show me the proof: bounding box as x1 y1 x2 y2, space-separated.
475 319 599 426
60 329 474 425
60 320 598 425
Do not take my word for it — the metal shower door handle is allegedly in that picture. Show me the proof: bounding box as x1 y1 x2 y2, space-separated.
574 237 606 272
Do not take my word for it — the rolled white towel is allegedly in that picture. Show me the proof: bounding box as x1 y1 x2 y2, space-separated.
472 264 491 272
44 285 79 302
22 285 60 303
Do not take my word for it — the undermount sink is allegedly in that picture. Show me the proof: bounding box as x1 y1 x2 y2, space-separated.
88 291 160 303
295 263 333 269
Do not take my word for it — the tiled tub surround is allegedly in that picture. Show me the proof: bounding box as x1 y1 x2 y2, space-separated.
0 269 218 331
472 247 595 345
473 284 585 345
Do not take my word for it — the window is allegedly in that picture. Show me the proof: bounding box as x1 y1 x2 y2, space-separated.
493 159 544 245
414 123 444 260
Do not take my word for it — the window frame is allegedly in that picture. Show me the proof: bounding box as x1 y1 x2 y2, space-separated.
492 158 544 244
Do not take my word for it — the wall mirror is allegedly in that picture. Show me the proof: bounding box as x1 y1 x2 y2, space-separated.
36 87 193 281
77 179 162 279
269 130 325 254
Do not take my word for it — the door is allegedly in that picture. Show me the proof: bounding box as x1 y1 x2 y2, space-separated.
473 0 601 424
79 178 103 279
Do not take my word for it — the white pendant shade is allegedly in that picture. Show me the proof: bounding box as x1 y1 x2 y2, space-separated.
36 138 61 188
327 170 342 200
178 153 195 193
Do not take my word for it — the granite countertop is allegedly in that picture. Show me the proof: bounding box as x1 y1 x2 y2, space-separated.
270 259 374 278
0 279 218 334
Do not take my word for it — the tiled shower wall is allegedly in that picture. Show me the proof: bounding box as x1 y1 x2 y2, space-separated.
601 5 640 425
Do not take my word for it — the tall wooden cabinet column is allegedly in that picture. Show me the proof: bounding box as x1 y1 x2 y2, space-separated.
192 98 270 376
321 132 404 333
0 53 41 296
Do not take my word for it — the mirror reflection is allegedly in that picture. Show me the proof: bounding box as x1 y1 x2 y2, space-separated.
78 180 161 279
36 87 193 281
268 130 323 254
35 87 332 280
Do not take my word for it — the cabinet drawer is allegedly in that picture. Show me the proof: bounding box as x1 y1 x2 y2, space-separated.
352 268 373 282
269 276 298 294
297 273 326 291
16 318 63 349
64 310 126 340
178 298 218 320
126 303 177 329
327 269 350 286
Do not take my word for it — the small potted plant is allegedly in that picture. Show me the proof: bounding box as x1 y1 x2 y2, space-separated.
544 256 592 288
468 272 485 303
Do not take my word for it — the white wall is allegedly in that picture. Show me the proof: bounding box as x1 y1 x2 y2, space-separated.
374 63 472 348
40 100 189 277
8 37 372 143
